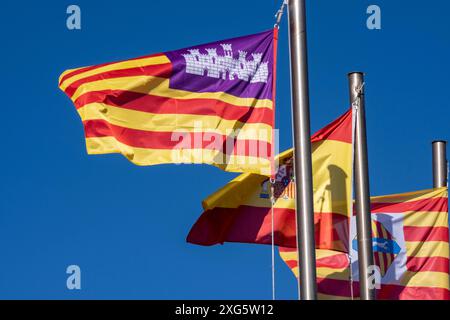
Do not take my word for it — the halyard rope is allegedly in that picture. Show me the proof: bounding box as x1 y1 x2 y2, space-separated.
270 178 276 300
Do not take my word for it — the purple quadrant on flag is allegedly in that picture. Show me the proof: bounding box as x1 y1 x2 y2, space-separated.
165 29 274 100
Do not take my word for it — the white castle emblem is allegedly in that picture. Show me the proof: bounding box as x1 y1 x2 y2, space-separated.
182 44 269 83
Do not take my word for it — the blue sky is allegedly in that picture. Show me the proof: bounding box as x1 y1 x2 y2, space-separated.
0 0 449 299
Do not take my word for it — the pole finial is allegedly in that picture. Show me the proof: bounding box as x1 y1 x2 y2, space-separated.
348 71 365 76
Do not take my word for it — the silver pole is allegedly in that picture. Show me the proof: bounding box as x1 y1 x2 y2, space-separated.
348 72 376 300
432 141 447 188
287 0 317 300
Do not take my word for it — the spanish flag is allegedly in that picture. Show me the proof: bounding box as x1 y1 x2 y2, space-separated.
59 30 277 175
280 187 450 300
187 108 353 252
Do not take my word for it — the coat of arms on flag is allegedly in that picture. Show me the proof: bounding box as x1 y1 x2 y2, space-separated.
371 220 401 277
351 219 401 277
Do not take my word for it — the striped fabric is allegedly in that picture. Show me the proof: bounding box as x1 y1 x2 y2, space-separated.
279 187 450 300
187 109 353 252
372 220 396 277
59 29 278 175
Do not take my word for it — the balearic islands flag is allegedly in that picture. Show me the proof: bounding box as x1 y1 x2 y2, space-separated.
59 30 278 175
187 108 353 252
280 187 450 300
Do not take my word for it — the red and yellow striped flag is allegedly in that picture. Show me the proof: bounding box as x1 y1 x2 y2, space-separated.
187 108 353 252
280 187 450 300
59 30 278 175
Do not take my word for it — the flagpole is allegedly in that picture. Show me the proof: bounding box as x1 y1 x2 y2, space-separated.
348 72 376 300
432 141 448 188
287 0 317 300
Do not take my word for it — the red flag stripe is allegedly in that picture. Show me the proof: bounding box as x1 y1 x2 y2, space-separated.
382 252 389 276
406 256 450 273
317 278 356 298
310 109 352 144
374 252 381 275
186 205 348 249
375 220 384 238
316 278 450 300
379 284 450 300
74 90 273 126
403 226 449 242
370 197 448 213
83 120 272 158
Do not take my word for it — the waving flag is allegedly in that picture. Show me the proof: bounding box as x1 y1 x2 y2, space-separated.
187 108 353 252
59 30 278 175
280 187 450 300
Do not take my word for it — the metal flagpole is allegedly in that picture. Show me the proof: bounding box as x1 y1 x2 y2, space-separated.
432 141 448 188
287 0 317 300
348 72 376 300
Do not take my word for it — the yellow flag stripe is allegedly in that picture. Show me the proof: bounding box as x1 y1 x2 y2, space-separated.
279 249 345 262
406 241 449 259
400 271 449 288
85 136 272 175
317 267 350 280
403 211 449 227
283 266 350 282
